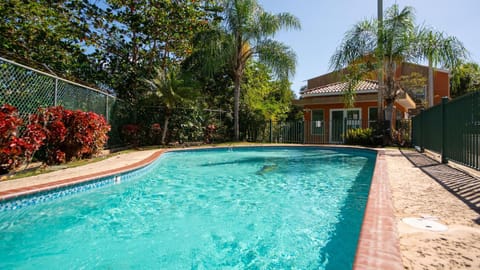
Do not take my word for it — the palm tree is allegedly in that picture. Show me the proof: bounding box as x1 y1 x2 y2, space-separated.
415 27 468 107
330 4 468 133
190 0 300 141
330 4 416 124
144 66 197 145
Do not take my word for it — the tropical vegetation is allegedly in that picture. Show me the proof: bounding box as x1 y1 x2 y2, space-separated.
330 4 468 131
0 0 300 144
0 0 478 151
0 104 110 173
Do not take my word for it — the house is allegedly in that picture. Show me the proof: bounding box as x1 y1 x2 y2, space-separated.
293 62 450 143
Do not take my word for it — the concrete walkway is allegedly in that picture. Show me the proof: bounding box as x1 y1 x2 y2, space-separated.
1 146 479 269
0 149 163 199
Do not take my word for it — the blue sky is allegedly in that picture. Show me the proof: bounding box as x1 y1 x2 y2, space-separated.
258 0 480 95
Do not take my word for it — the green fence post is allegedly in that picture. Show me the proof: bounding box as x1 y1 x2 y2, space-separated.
441 97 449 163
269 119 272 143
419 109 424 152
343 118 347 144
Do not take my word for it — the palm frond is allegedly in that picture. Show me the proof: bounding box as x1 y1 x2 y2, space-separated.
329 19 377 70
255 39 296 80
415 26 469 69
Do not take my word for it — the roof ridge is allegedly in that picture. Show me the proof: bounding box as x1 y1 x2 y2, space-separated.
302 79 378 97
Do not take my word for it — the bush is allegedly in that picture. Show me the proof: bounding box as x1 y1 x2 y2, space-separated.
344 128 375 146
0 104 45 173
31 106 110 164
121 124 142 147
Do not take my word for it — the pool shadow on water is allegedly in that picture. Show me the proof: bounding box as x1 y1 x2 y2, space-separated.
200 153 361 168
400 149 480 224
320 158 375 269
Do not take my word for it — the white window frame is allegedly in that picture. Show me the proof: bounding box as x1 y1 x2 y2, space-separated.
311 109 325 135
329 108 362 143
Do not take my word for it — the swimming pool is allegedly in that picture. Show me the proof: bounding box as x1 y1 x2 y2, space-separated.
0 146 376 269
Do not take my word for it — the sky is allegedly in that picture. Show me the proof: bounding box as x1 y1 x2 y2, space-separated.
258 0 480 95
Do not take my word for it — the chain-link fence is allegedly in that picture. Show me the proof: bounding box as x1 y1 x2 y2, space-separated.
0 56 126 147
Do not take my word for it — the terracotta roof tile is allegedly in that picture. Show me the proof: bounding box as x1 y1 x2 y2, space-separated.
301 80 378 97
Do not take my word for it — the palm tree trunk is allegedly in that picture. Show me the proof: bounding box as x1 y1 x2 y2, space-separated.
428 60 434 107
234 75 241 141
161 114 170 145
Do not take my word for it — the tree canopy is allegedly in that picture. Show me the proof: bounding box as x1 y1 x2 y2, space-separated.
330 4 468 121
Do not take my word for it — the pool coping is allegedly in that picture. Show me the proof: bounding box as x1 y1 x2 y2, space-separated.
0 150 166 201
353 149 403 270
0 146 402 269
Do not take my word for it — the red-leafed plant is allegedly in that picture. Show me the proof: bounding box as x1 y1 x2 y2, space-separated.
121 124 141 147
32 106 110 164
0 104 45 173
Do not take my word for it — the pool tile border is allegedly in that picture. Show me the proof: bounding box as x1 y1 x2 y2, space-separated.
0 150 166 203
353 150 403 270
0 146 403 269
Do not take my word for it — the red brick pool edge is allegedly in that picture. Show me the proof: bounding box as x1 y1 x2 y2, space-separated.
0 147 403 269
353 150 403 270
0 150 166 201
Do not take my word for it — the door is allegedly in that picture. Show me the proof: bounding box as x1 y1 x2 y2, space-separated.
330 109 362 143
330 110 344 143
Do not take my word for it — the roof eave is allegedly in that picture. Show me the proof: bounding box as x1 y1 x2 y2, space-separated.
301 89 379 98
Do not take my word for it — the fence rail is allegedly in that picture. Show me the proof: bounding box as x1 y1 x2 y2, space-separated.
0 56 128 146
246 119 392 145
412 92 480 170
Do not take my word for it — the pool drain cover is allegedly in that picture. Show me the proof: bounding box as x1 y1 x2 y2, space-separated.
402 217 448 232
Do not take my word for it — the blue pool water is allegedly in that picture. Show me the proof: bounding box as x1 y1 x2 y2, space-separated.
0 147 376 269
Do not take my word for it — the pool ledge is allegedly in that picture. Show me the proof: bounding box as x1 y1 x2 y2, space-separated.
0 149 167 201
353 150 403 270
0 146 404 269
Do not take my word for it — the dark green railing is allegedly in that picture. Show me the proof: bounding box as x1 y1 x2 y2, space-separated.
250 119 376 145
412 92 480 170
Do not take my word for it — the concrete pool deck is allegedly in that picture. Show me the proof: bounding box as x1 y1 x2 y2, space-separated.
0 146 479 269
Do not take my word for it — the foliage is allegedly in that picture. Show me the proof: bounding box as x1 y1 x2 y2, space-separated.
241 61 295 139
330 4 468 138
414 27 468 106
121 124 142 147
399 72 427 99
451 62 480 98
143 66 200 144
89 0 221 103
0 0 94 82
31 106 110 165
188 0 300 140
344 128 375 146
0 104 45 173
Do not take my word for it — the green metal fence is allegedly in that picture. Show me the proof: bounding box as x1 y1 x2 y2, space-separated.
0 56 126 146
249 119 385 145
412 92 480 170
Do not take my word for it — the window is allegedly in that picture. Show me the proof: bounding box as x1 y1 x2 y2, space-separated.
368 107 378 128
311 110 324 135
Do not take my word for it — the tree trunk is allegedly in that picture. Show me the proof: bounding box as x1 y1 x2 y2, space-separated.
234 74 241 141
377 0 384 122
384 98 395 145
428 60 434 107
161 114 170 145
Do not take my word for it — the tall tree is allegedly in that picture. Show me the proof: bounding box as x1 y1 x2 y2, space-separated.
415 27 468 106
143 66 198 145
330 4 468 130
190 0 300 141
331 4 416 124
0 0 92 80
90 0 220 103
450 62 480 98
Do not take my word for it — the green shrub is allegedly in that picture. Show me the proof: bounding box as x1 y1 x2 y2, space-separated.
344 128 375 146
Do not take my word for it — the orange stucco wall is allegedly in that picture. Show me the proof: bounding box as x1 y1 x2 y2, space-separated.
304 101 377 123
433 70 450 105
